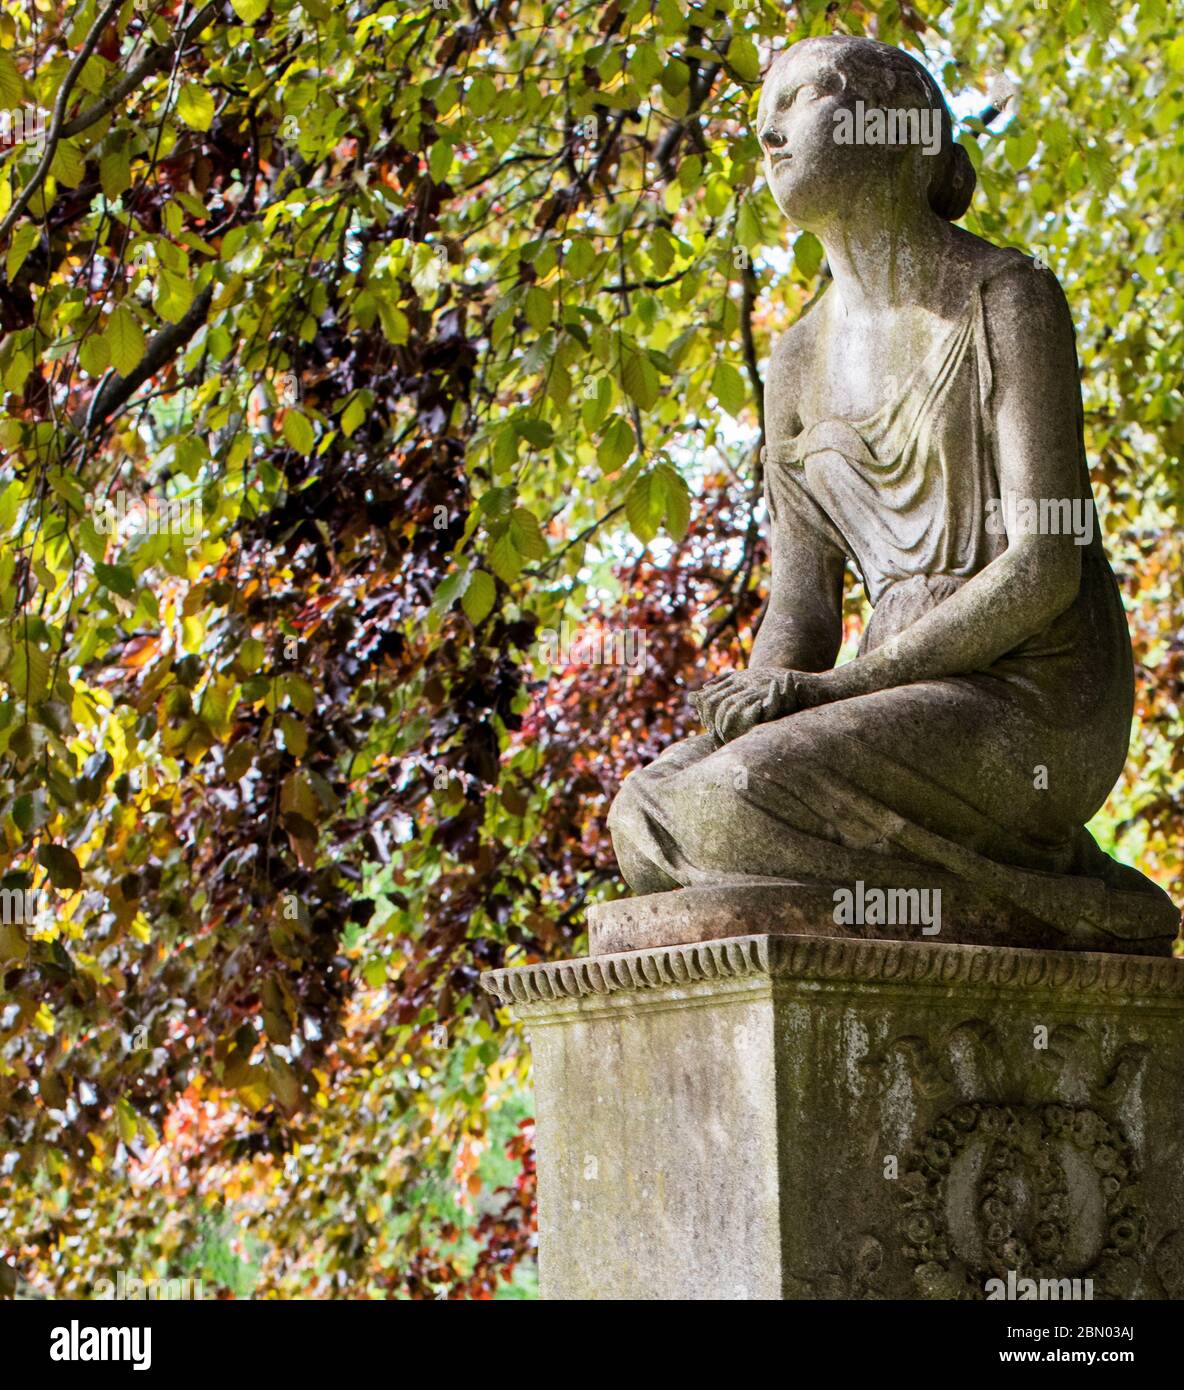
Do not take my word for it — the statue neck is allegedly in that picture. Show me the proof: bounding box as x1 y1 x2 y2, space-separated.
813 195 953 316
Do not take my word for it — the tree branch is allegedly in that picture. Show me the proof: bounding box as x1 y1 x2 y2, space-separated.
76 285 214 435
62 1 222 140
0 0 123 245
740 262 765 450
655 61 721 178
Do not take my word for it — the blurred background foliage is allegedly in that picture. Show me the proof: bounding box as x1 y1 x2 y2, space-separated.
0 0 1179 1297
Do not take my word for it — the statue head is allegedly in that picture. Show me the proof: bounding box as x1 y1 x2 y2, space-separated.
757 36 975 232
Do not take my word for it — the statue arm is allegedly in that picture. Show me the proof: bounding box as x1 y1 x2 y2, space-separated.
749 511 846 673
750 323 847 675
694 469 846 742
795 264 1085 710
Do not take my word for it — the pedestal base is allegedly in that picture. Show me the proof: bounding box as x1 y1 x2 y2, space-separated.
481 934 1184 1300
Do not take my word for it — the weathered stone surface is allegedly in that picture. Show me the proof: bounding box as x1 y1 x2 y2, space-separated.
605 35 1180 954
482 933 1184 1300
588 881 1176 958
499 34 1184 1306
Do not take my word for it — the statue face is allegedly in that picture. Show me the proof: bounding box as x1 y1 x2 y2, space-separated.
758 41 935 231
757 44 850 228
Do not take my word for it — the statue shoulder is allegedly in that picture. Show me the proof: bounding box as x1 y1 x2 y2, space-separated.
978 249 1075 365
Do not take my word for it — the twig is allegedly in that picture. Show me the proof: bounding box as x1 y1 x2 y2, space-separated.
528 503 626 577
64 2 219 137
75 285 215 435
0 0 123 245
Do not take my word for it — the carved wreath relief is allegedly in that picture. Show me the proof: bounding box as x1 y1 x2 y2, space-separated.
898 1101 1143 1299
853 1016 1181 1299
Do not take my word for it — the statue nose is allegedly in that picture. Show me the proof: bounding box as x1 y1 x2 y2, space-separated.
762 127 787 150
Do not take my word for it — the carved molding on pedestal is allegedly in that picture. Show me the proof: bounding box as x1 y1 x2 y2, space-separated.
480 933 1184 1010
481 935 773 1006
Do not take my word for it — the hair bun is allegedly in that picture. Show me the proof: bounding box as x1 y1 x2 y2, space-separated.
929 140 976 221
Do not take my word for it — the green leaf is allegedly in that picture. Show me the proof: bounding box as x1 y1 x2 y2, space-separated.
239 637 265 673
230 0 268 21
525 286 553 331
432 568 471 613
597 415 634 473
509 507 547 561
0 483 20 535
376 300 409 345
478 487 514 518
13 790 50 833
621 349 660 411
279 713 307 757
282 410 315 455
3 350 31 395
630 44 662 86
106 306 145 376
513 416 553 447
705 176 732 218
283 676 316 716
462 570 495 624
11 641 50 703
581 375 612 432
660 58 690 97
95 562 136 598
736 200 762 251
154 266 194 324
1083 142 1115 193
100 145 132 201
656 463 690 541
177 83 215 132
566 238 595 279
267 1052 300 1109
489 530 522 584
1005 128 1038 171
712 361 748 418
79 333 110 377
37 844 82 893
340 394 367 438
0 51 24 109
50 140 86 189
6 224 39 282
625 469 663 545
466 75 497 117
728 36 761 84
429 139 453 184
116 1097 139 1145
793 231 824 279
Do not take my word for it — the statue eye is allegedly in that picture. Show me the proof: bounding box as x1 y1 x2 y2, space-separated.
793 83 823 105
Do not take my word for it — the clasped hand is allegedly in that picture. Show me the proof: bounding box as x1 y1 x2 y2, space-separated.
691 668 799 744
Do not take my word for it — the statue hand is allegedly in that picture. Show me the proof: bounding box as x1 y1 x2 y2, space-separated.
691 669 799 744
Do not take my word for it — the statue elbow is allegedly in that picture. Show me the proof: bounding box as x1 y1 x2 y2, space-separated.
1030 542 1082 625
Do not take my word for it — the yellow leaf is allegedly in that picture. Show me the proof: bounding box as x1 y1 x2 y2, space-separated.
106 305 146 376
116 1098 138 1145
177 83 215 132
282 409 314 455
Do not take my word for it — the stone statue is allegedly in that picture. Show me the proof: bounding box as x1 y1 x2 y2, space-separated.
607 35 1178 955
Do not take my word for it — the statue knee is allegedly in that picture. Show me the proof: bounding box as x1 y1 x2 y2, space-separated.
607 767 647 836
669 762 753 870
607 771 680 893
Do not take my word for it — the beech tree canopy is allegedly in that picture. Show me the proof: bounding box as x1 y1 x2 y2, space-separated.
0 0 1180 1297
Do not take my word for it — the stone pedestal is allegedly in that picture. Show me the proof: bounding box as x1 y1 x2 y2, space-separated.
481 932 1184 1300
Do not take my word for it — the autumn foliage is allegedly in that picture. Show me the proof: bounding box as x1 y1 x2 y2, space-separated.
0 0 1180 1297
